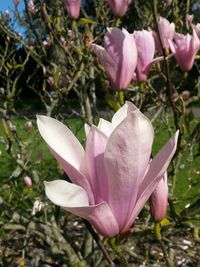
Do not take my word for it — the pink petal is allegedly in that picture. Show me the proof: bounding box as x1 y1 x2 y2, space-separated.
111 101 137 128
91 44 117 86
85 126 109 203
37 115 94 203
44 180 119 237
104 108 154 230
122 130 179 233
97 118 114 137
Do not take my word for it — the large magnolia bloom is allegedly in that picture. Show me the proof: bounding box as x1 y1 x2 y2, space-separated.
37 102 178 237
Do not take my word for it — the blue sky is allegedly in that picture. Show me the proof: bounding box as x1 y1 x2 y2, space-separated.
0 0 24 12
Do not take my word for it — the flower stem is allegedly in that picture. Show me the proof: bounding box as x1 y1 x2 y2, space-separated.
82 219 116 266
118 90 125 106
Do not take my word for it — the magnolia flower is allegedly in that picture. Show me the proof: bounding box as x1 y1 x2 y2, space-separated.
13 0 20 6
24 176 32 188
92 28 137 90
5 10 10 21
163 0 172 5
153 17 175 55
25 121 33 132
192 23 200 39
169 30 200 71
134 30 157 81
106 0 132 17
37 102 178 237
64 0 81 20
150 172 168 222
28 0 36 15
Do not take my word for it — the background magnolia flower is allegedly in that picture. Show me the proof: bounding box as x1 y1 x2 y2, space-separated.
91 28 137 90
24 176 32 188
192 23 200 39
28 0 36 15
13 0 20 6
106 0 132 17
134 30 157 81
37 102 178 238
169 30 200 71
153 16 175 55
64 0 81 20
150 172 168 222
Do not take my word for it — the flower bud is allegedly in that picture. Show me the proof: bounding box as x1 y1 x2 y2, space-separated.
64 0 81 20
13 0 20 6
25 121 32 132
24 176 32 188
150 173 168 222
107 0 132 17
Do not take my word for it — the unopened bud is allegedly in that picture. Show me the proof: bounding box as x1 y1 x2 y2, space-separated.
24 176 32 188
25 121 32 132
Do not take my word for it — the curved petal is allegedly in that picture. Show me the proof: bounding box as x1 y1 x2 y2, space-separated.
44 180 119 237
85 126 109 203
44 180 89 207
84 123 90 137
122 130 179 233
37 115 93 202
111 101 137 128
104 109 154 230
91 44 117 86
97 118 114 137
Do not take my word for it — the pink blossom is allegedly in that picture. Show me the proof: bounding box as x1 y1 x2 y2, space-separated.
13 0 20 6
169 30 200 71
25 121 32 132
106 0 132 17
134 30 158 81
163 0 172 5
150 173 168 222
186 14 194 26
28 0 36 15
192 23 200 39
43 36 51 48
153 17 175 55
5 10 10 21
91 28 137 90
37 102 178 237
64 0 81 20
24 176 32 188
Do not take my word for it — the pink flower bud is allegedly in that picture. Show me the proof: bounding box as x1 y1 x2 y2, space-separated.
92 28 137 90
182 90 190 101
153 17 175 55
186 14 194 26
9 124 17 133
60 36 66 46
47 76 54 86
150 173 168 222
134 30 156 81
13 0 20 6
192 23 200 39
163 0 172 5
64 0 81 20
28 0 36 15
43 36 51 48
5 10 10 21
106 0 132 17
25 121 32 132
169 30 200 71
24 176 32 188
